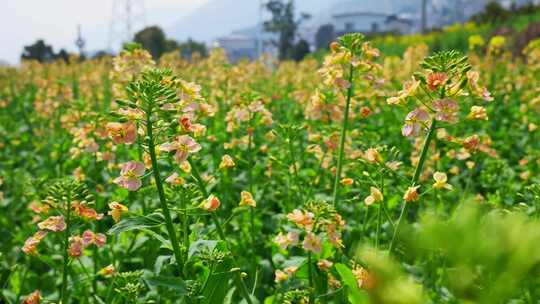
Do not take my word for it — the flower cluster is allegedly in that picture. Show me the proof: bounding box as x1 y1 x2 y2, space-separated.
387 50 492 139
22 181 105 258
108 69 212 192
273 201 345 284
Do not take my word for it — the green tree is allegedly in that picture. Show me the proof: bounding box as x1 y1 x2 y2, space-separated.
178 38 208 59
21 40 71 63
471 2 511 24
134 25 178 60
292 39 310 61
21 40 56 62
264 0 310 60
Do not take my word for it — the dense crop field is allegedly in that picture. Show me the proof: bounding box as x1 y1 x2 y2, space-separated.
2 32 540 303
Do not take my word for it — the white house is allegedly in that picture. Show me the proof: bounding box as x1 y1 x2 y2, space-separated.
329 0 416 35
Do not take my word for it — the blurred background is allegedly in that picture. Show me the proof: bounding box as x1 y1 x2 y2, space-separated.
2 0 540 65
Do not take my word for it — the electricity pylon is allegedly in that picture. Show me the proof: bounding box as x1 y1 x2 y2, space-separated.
75 25 86 57
108 0 147 52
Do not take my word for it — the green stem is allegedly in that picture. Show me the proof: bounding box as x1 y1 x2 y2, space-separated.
181 190 189 268
105 276 116 303
234 271 254 304
189 159 228 242
247 123 256 272
288 134 304 202
332 62 355 206
389 118 437 254
146 116 184 277
376 175 385 249
376 204 382 248
15 261 29 303
308 252 314 302
61 193 72 303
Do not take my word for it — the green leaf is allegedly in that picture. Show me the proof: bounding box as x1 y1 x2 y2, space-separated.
222 287 236 304
140 228 172 250
282 256 307 268
202 259 234 304
108 213 164 235
188 240 218 259
144 275 187 294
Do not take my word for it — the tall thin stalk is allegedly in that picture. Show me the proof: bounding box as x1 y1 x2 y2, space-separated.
189 159 227 242
189 160 254 304
61 192 72 304
288 131 304 203
332 62 355 206
233 270 254 304
376 174 385 249
181 190 189 267
247 119 256 272
389 118 437 253
308 252 314 302
146 114 184 276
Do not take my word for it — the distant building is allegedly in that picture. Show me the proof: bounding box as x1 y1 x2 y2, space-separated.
325 0 417 35
333 12 387 34
215 24 277 62
332 11 415 35
385 15 415 34
215 35 257 62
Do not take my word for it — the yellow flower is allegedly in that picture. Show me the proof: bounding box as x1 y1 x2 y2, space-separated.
468 34 485 50
165 172 185 186
432 172 453 190
489 35 506 49
467 106 488 120
287 209 314 231
403 186 420 203
179 161 192 173
108 202 128 223
364 187 383 206
37 216 66 232
449 166 460 175
98 264 116 277
239 191 256 207
274 270 288 283
365 148 382 164
385 161 402 171
352 266 376 290
202 195 221 212
340 178 354 186
219 154 236 170
317 259 334 271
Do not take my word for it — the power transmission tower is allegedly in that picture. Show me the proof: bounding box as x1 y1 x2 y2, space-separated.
108 0 147 52
75 25 86 57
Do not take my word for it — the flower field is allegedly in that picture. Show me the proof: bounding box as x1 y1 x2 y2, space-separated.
2 32 540 303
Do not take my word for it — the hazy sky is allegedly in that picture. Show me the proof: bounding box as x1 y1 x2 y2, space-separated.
0 0 208 64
